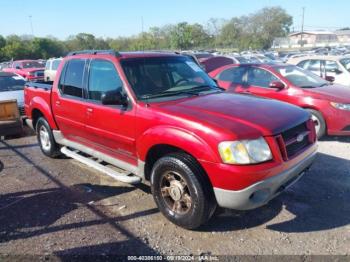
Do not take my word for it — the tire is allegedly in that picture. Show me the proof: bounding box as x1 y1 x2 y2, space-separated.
151 152 217 229
306 109 326 139
36 117 61 158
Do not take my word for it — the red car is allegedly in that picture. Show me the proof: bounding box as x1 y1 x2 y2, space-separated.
24 50 317 229
3 60 45 81
210 63 350 138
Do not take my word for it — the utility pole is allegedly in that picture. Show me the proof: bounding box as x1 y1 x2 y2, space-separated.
29 15 34 36
300 7 305 47
141 16 144 51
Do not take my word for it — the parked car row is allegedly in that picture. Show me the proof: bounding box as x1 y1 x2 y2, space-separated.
0 72 26 136
0 58 62 129
0 58 63 82
1 49 349 230
288 55 350 87
0 72 26 115
2 60 45 81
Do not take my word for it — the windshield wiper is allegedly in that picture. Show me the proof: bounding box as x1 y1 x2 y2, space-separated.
140 90 200 100
192 85 225 91
318 83 330 87
140 85 221 100
301 85 317 88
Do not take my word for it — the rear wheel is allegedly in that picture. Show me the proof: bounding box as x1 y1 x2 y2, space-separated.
151 152 216 229
36 117 61 158
307 109 326 139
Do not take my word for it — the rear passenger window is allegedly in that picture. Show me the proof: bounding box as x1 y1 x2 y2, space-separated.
60 59 86 98
247 67 279 88
52 60 61 70
88 60 123 101
218 67 246 84
296 60 308 68
325 60 339 72
45 61 51 70
307 60 321 71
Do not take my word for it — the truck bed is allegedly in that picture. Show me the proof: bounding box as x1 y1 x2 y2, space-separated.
25 81 53 90
24 81 53 120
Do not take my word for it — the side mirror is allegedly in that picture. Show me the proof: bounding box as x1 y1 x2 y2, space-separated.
325 76 335 82
101 88 127 106
328 68 342 74
269 81 285 90
335 69 343 75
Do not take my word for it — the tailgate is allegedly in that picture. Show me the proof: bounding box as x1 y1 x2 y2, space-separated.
0 100 20 121
0 100 22 136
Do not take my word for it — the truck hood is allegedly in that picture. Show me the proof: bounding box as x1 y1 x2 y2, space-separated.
0 90 24 106
156 93 309 137
304 84 350 103
22 68 44 73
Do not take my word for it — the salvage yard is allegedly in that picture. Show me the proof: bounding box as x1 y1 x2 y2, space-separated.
0 131 349 257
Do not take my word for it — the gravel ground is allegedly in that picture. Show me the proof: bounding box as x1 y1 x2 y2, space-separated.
0 130 349 259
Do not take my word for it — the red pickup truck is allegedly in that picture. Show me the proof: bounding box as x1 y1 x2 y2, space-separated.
3 60 45 81
24 50 317 229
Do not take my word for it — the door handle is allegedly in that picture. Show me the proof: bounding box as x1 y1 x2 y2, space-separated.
87 108 93 113
55 100 61 106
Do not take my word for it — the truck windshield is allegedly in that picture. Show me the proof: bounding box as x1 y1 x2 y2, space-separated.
121 56 220 101
21 61 43 69
0 75 25 92
275 65 329 88
340 58 350 72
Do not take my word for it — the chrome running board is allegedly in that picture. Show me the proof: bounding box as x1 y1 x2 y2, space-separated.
61 146 141 184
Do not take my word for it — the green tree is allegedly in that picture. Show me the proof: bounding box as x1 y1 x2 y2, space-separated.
218 18 242 48
0 35 6 61
0 6 293 62
66 33 110 51
30 38 65 59
169 22 193 50
1 35 31 60
249 7 292 49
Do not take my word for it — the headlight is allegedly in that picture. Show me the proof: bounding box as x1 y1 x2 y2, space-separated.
330 102 350 111
218 137 272 165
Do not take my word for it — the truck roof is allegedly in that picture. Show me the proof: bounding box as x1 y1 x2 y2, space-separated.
12 60 38 63
119 51 180 58
66 50 180 59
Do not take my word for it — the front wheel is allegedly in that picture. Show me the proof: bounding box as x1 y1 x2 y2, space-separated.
307 109 326 139
151 153 216 229
36 117 61 158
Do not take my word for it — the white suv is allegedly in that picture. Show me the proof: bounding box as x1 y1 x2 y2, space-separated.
44 58 62 82
288 55 350 87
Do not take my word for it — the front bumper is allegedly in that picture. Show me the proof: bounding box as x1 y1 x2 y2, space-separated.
324 107 350 136
25 118 34 130
26 76 44 82
0 120 23 136
213 150 317 210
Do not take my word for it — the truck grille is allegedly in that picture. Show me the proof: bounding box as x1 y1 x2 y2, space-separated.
276 120 316 160
19 106 25 116
35 71 44 77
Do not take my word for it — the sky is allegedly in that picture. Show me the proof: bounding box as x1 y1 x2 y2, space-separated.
1 0 349 39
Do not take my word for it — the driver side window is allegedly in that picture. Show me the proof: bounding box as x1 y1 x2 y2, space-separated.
247 68 279 88
217 67 246 84
325 60 340 73
88 60 123 102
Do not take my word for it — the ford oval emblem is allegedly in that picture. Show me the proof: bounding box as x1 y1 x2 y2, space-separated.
296 134 305 143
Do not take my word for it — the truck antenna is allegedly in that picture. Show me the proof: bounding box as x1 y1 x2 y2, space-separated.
141 16 145 52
